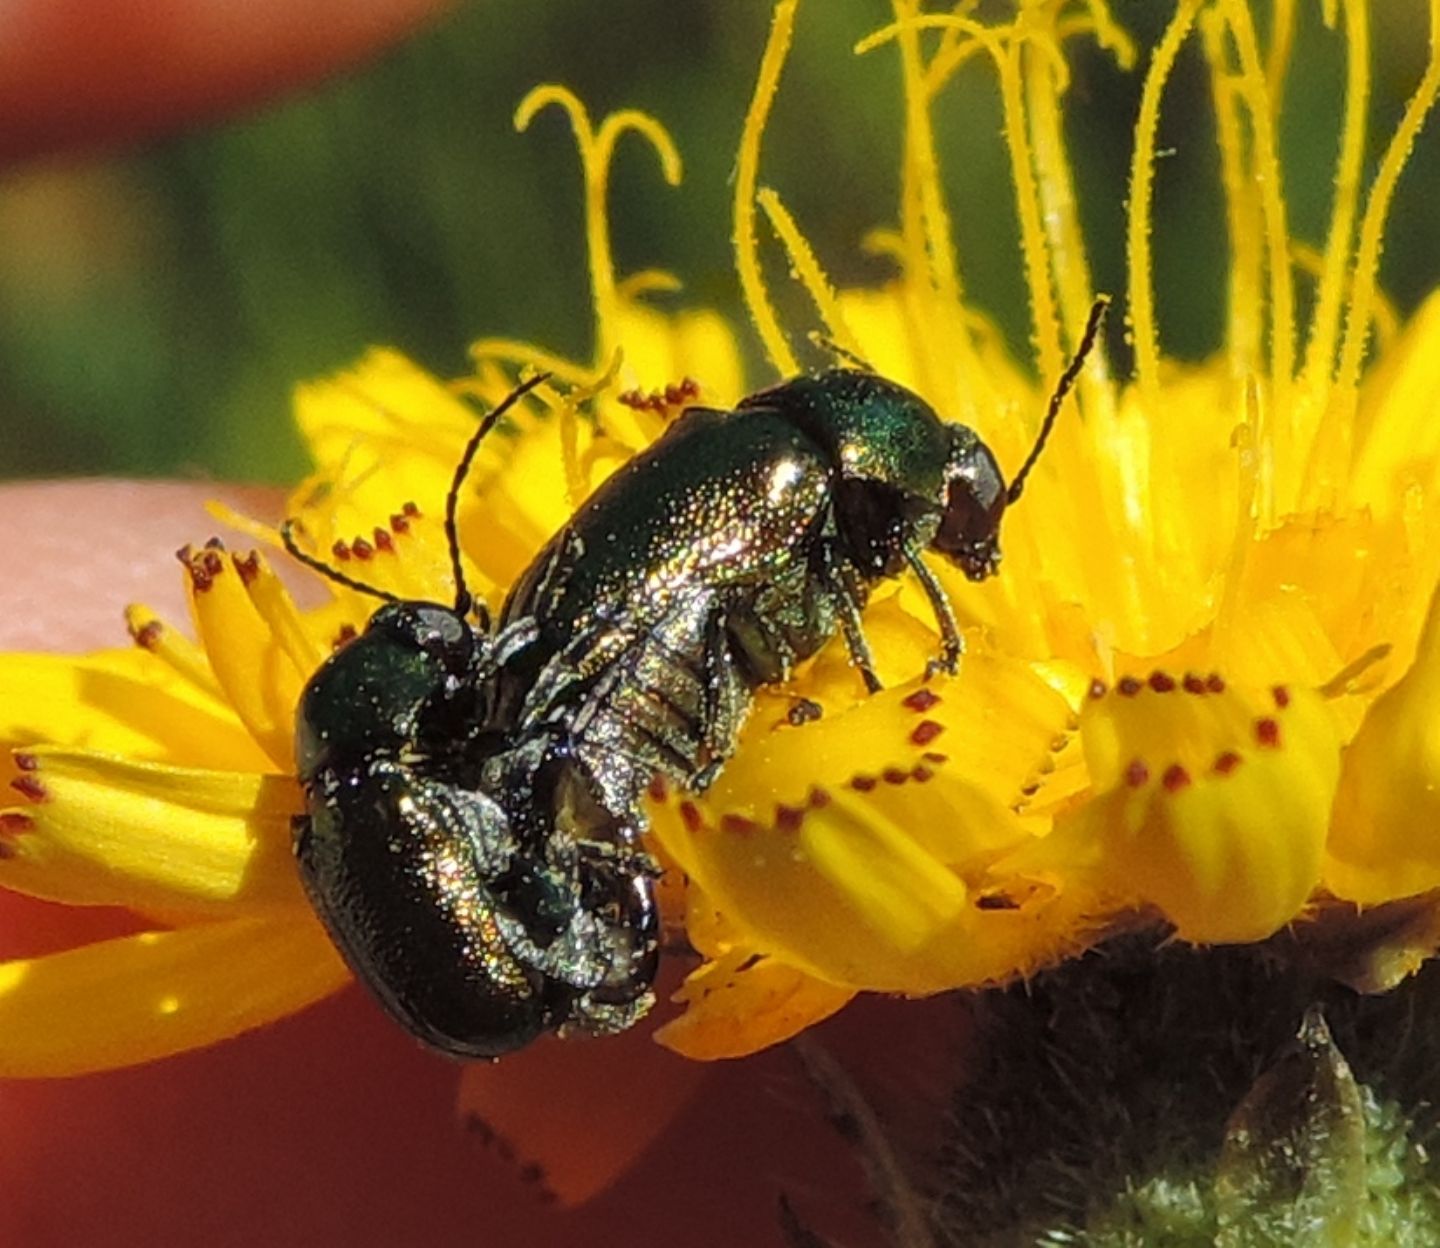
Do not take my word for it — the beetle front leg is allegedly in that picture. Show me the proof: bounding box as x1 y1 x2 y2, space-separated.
902 544 964 678
817 541 882 694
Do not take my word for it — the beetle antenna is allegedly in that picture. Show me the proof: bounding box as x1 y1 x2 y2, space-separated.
808 331 874 373
445 372 551 622
280 520 401 604
1006 294 1110 506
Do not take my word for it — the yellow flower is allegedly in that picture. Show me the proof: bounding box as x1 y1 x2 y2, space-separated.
2 0 1439 1075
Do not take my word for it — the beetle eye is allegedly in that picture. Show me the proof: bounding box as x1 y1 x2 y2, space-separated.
933 445 1007 581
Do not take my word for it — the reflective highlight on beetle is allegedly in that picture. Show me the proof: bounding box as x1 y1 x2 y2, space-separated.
287 299 1108 1058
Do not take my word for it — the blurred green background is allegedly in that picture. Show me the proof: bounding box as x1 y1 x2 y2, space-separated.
0 1 1436 484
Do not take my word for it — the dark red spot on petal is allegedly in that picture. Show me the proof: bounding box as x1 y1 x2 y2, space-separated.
131 619 164 650
11 775 48 801
775 804 804 833
912 765 934 783
333 624 358 650
351 538 375 561
910 719 944 746
882 767 908 786
679 801 704 833
1213 751 1242 775
1019 781 1041 797
1182 672 1206 694
13 754 38 772
1125 759 1149 788
1255 718 1281 748
922 751 949 765
1272 684 1291 709
402 501 421 518
1118 675 1143 696
1206 673 1226 693
903 688 941 713
332 540 352 562
234 552 260 585
204 537 225 551
1162 764 1191 792
720 813 759 836
1149 671 1176 693
0 811 33 833
808 787 831 809
1088 678 1108 699
850 775 878 792
647 775 669 802
373 527 394 553
389 512 411 534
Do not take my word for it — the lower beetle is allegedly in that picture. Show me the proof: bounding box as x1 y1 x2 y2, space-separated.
285 376 658 1058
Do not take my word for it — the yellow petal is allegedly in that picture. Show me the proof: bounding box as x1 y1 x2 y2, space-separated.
180 544 305 770
1350 287 1440 519
654 946 853 1060
0 917 347 1077
0 648 268 772
1326 579 1440 903
0 748 305 916
1069 669 1342 942
695 600 1076 823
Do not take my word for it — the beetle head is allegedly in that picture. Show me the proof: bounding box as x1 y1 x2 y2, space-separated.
932 294 1111 582
933 429 1008 582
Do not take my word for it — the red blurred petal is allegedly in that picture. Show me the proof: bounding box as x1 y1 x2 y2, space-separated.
0 0 453 164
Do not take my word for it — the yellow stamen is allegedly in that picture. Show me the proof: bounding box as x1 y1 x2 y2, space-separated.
734 0 800 377
997 31 1062 383
1203 8 1263 377
123 604 226 703
1127 0 1203 407
756 187 861 360
856 4 976 403
514 86 683 368
1336 0 1440 398
616 269 683 300
236 553 328 679
1219 0 1296 410
1265 0 1299 105
1024 31 1104 378
1292 242 1399 351
1301 0 1369 395
1065 3 1137 70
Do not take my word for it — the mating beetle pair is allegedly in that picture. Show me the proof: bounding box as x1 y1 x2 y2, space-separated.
288 299 1107 1058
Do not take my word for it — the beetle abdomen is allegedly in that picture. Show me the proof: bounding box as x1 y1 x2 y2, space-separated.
295 760 557 1058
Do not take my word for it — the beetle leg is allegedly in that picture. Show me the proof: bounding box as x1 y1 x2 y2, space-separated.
818 541 882 694
692 604 746 790
902 544 964 678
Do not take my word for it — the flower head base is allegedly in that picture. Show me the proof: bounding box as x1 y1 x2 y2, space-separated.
2 0 1440 1080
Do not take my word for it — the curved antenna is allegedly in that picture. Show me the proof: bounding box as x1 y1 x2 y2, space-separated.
1006 295 1110 506
445 372 551 623
280 519 401 605
807 331 874 373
